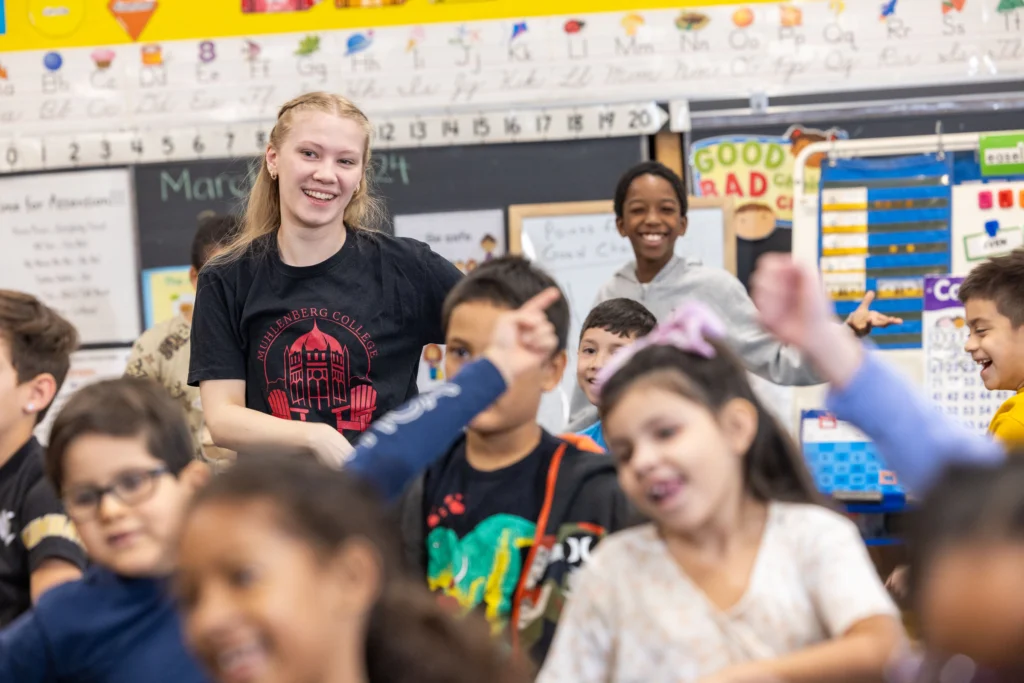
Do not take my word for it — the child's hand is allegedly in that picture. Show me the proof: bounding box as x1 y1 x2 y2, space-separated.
484 287 561 385
751 254 864 388
846 292 904 338
885 564 910 601
751 254 837 348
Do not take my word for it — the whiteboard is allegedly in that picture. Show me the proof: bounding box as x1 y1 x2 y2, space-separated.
509 198 735 433
0 169 141 345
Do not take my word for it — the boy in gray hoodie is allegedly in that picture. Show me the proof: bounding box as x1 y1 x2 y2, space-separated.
569 161 899 429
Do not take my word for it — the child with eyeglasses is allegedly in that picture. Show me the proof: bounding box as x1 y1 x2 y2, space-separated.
0 290 562 682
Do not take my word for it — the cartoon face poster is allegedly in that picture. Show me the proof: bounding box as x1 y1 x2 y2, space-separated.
689 125 847 241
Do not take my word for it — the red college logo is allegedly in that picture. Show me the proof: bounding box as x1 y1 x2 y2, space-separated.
258 308 379 433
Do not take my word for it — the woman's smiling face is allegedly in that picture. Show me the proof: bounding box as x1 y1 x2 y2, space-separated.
266 110 366 231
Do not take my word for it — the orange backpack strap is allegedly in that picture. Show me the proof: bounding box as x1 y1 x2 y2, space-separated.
557 432 604 454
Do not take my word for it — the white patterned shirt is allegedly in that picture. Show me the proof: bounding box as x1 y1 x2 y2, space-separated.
538 502 900 683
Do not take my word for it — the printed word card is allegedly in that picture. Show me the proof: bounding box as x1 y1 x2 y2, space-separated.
923 275 1011 433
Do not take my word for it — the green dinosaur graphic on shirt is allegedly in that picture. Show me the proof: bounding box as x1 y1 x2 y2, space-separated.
426 514 536 635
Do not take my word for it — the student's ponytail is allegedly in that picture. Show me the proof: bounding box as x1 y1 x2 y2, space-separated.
366 581 532 683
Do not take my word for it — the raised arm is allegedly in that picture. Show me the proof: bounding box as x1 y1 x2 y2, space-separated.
346 359 505 501
348 288 564 500
752 255 1004 494
826 352 1003 494
711 270 821 387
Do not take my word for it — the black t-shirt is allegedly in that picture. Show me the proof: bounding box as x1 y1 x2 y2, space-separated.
422 432 561 635
188 231 462 441
0 437 87 627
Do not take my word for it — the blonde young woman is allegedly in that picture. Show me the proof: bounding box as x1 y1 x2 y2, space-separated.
188 93 463 467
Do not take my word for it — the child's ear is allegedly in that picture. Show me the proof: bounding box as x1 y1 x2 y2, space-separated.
180 460 212 494
615 216 626 237
719 398 758 459
678 215 689 236
22 373 58 418
541 350 568 391
326 538 382 620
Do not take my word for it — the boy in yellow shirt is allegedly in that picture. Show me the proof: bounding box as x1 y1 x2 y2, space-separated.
960 249 1024 447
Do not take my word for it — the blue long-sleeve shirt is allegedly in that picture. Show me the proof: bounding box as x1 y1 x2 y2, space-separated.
347 358 505 500
0 358 507 683
826 351 1004 495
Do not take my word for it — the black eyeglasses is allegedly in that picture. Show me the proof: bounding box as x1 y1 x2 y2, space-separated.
63 467 170 521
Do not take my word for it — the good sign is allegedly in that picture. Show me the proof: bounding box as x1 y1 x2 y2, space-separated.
690 136 795 240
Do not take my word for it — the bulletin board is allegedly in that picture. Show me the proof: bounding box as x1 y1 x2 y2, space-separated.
507 196 735 432
783 130 1024 487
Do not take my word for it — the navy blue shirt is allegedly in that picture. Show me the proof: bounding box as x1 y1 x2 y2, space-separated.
0 358 507 682
0 566 206 683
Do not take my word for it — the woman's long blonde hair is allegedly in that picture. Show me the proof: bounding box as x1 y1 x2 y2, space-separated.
218 92 384 263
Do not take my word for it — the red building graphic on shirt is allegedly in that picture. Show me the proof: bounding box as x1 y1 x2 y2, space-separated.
286 321 350 412
260 311 378 433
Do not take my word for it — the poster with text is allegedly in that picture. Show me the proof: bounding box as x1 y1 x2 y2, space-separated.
690 125 845 288
0 169 141 345
393 209 505 392
924 275 1012 434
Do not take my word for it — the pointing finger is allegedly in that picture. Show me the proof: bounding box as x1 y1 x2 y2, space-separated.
856 291 876 312
519 287 562 314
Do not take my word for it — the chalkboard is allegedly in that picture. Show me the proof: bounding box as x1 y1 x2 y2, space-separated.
134 158 253 270
372 137 645 218
508 197 735 433
132 137 645 269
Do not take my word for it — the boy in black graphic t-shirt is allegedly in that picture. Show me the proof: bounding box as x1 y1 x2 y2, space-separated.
0 291 86 626
189 92 462 467
397 257 640 667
